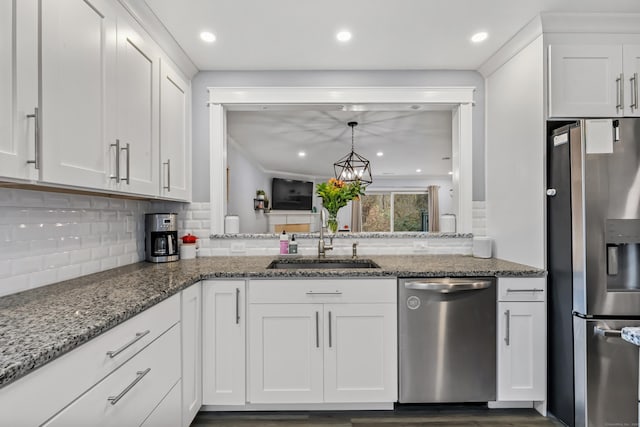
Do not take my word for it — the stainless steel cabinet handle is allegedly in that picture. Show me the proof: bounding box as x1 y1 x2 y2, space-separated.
235 288 240 324
315 311 319 348
594 326 622 338
110 140 121 183
107 368 151 405
106 330 150 358
26 107 40 169
121 143 130 184
328 311 332 348
631 73 638 111
163 159 171 191
306 291 342 295
506 288 544 293
405 280 492 293
616 73 624 113
504 310 510 346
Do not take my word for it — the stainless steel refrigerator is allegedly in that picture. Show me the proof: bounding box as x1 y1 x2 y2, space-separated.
548 119 640 427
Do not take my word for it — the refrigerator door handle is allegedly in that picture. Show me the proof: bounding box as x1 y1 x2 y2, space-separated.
594 326 622 338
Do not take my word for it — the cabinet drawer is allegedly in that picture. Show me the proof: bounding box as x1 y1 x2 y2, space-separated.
0 293 180 427
249 279 396 304
44 324 181 427
498 277 546 302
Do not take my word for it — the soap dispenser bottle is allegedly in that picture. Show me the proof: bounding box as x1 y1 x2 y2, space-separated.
289 234 298 254
280 230 289 254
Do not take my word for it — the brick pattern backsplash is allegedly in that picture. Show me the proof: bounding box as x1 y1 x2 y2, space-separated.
0 194 486 296
0 189 152 297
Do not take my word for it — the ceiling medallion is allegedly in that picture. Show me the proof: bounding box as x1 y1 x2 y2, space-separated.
333 121 373 187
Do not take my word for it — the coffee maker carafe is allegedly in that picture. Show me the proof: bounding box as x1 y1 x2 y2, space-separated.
145 213 179 262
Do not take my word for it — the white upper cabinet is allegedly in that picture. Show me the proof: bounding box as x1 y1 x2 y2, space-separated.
0 0 38 180
40 0 116 188
549 43 640 117
160 60 190 201
112 11 159 196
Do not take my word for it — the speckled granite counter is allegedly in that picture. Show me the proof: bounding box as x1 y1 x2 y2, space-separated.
0 255 543 388
622 327 640 346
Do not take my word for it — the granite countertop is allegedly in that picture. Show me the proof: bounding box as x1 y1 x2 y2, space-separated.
621 327 640 346
0 255 543 388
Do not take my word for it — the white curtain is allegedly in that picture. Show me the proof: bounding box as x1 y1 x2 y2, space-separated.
428 185 440 232
350 199 362 232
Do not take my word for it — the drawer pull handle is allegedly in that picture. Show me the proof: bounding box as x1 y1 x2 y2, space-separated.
107 368 151 405
106 330 150 358
506 288 544 293
305 291 342 295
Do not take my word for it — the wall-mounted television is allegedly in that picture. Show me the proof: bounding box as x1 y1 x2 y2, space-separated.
271 178 313 211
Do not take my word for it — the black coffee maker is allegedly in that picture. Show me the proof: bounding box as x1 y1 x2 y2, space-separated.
145 213 179 262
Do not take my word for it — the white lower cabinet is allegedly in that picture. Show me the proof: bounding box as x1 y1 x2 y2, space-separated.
323 304 397 403
249 303 324 403
496 278 546 401
141 380 182 427
181 282 202 426
44 324 181 426
202 280 246 405
247 279 397 405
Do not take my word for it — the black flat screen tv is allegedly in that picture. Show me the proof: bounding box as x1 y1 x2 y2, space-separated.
271 178 313 211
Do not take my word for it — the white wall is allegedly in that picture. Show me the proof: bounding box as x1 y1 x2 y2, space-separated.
227 138 271 233
485 35 545 268
191 71 485 204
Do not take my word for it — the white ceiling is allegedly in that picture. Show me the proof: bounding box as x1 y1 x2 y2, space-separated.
144 0 640 179
145 0 640 71
227 109 452 179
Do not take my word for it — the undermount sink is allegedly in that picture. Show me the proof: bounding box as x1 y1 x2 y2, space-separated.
267 258 381 270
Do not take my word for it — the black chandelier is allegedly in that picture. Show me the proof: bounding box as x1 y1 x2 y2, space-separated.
333 121 373 187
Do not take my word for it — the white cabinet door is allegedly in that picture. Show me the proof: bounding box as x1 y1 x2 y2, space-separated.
323 304 397 403
248 303 324 404
181 283 202 426
202 281 246 405
141 380 182 427
497 301 546 401
549 44 623 117
0 0 38 180
40 0 115 189
0 0 15 177
624 45 640 117
113 14 159 196
159 60 190 200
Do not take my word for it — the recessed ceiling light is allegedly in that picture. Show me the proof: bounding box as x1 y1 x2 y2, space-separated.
471 32 488 43
200 31 216 43
377 152 384 157
416 169 422 173
336 31 352 42
448 171 453 175
298 151 306 157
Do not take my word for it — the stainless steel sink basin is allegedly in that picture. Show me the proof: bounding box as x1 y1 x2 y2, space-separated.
267 259 381 269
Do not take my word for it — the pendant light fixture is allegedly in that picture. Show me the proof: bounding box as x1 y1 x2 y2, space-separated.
333 121 373 187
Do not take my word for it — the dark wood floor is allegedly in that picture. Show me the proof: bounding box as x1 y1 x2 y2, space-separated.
191 406 566 426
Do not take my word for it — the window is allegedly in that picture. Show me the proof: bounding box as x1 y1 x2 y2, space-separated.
361 192 428 232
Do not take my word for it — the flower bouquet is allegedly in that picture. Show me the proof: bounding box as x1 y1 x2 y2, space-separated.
315 178 364 233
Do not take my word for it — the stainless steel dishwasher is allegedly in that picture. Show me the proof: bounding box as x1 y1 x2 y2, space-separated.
398 277 496 403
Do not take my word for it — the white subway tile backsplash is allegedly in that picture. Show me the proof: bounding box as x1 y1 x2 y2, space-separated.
0 188 171 296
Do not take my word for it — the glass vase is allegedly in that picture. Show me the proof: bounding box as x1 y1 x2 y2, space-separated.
327 212 339 234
